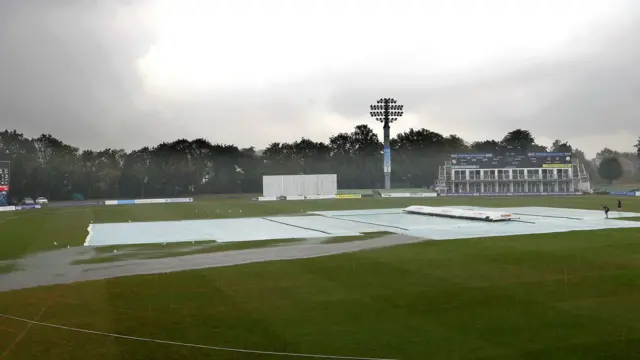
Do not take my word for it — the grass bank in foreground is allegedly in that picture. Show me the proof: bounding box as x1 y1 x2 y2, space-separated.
1 228 640 359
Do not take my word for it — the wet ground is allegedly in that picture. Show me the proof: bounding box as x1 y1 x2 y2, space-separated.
0 234 422 292
3 206 639 293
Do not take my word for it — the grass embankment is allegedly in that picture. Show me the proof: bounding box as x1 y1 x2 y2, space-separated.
1 228 640 359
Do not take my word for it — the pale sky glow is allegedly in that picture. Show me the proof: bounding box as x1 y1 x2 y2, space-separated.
1 0 639 157
138 0 618 94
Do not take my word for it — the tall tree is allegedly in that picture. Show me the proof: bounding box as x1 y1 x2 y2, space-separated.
635 137 640 157
501 129 547 151
550 139 573 153
595 147 618 160
0 125 632 200
469 140 500 153
501 129 535 148
598 157 624 184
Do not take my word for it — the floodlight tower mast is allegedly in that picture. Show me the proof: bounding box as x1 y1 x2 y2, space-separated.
370 98 403 190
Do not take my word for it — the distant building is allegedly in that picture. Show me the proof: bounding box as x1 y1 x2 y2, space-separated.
435 146 591 195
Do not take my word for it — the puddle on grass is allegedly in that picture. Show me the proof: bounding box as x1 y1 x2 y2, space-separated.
0 233 423 293
75 231 392 265
75 238 311 265
0 262 19 274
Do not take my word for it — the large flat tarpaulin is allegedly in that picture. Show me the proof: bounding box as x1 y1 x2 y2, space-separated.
85 207 640 247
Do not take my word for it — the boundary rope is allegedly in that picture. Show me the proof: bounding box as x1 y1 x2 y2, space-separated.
0 313 397 360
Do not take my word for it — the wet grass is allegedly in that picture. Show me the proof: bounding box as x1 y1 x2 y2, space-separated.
0 263 17 274
2 228 640 359
73 232 397 265
91 240 219 254
72 239 303 265
617 216 640 222
320 231 394 244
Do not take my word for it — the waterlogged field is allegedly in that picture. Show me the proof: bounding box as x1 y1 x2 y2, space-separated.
1 195 640 359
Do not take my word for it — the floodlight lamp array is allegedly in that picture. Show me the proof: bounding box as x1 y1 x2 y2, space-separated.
369 98 404 122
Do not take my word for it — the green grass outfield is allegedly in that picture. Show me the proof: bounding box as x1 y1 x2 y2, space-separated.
1 195 640 359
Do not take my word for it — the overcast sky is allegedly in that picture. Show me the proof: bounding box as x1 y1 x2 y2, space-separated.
1 0 639 157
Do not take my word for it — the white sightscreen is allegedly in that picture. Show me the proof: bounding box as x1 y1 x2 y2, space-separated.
262 176 284 198
316 174 337 196
262 174 337 197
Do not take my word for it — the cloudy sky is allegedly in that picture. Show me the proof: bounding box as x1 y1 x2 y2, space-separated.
1 0 639 157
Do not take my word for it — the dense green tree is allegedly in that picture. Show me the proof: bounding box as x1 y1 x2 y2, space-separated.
500 129 546 151
4 126 634 202
469 140 500 153
550 139 573 153
597 157 624 184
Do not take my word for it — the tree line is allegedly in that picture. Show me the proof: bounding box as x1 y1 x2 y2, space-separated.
1 127 639 201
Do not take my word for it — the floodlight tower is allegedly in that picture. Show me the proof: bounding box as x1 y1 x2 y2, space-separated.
370 98 403 190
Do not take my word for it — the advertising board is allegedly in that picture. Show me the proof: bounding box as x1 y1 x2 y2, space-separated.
609 192 637 197
15 204 41 210
47 201 103 208
440 192 582 196
450 152 572 169
260 195 335 201
304 195 335 200
135 199 168 204
167 198 193 203
106 198 195 205
336 194 362 199
0 161 9 190
381 193 437 198
285 195 306 200
258 196 278 201
0 206 16 212
383 146 391 173
0 161 9 206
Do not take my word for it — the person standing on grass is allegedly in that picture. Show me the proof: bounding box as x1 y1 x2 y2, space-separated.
602 205 610 219
617 199 622 211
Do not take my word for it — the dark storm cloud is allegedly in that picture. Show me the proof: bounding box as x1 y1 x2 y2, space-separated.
0 0 321 150
1 1 639 156
0 0 160 150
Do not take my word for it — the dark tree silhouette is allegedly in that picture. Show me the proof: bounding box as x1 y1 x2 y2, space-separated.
1 126 630 201
597 157 624 184
550 139 573 153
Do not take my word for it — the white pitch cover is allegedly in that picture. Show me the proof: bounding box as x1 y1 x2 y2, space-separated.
403 206 512 221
